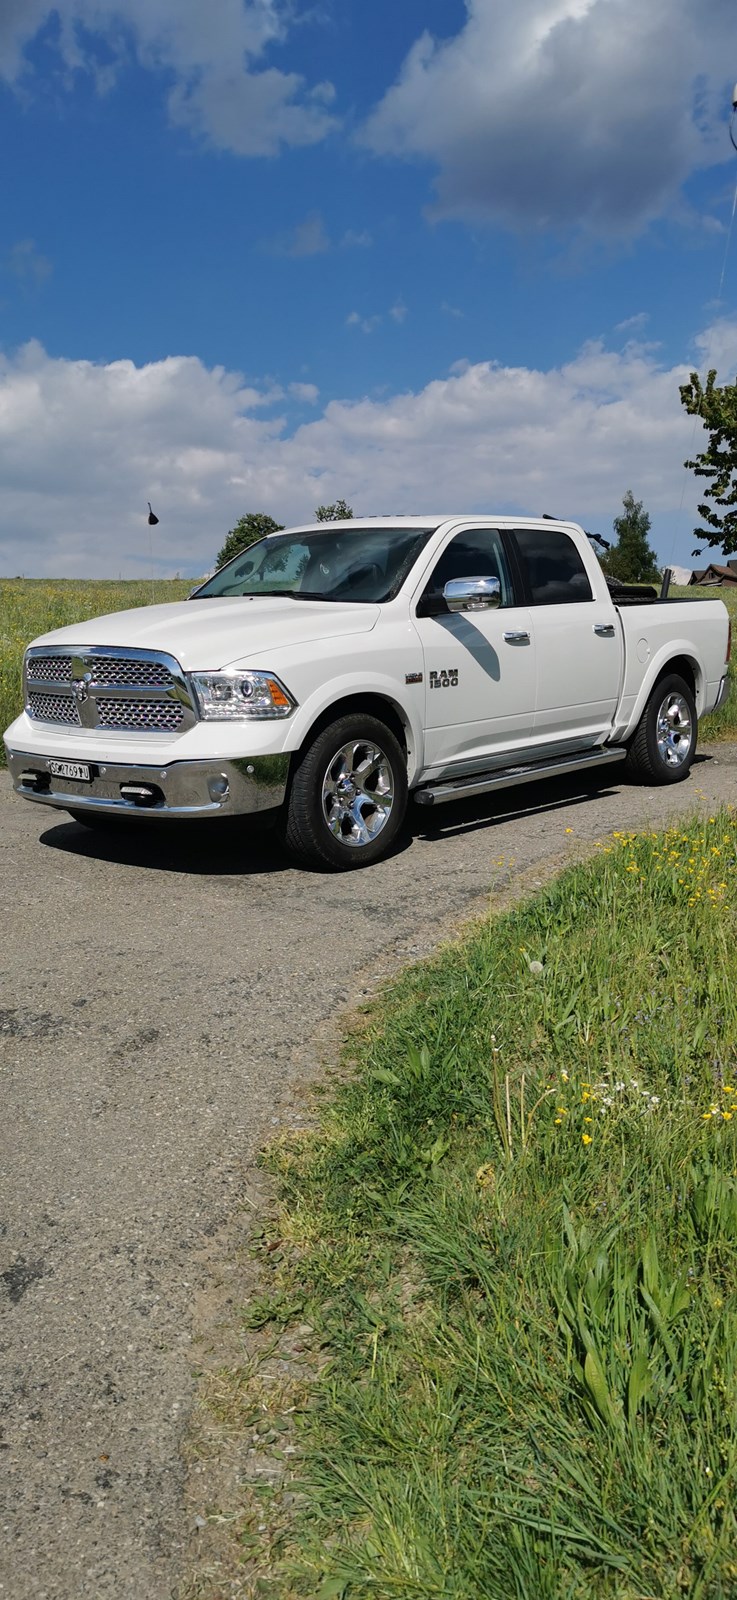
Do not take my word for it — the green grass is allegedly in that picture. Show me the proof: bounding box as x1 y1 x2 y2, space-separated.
670 585 737 742
245 815 737 1599
0 577 192 756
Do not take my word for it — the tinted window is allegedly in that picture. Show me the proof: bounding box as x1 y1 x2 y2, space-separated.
514 528 593 605
423 528 515 608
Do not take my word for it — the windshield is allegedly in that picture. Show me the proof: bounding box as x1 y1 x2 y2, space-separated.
192 526 436 603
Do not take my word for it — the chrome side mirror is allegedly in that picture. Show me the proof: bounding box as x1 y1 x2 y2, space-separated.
443 576 501 613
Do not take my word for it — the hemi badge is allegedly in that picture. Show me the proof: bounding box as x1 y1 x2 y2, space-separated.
405 671 423 684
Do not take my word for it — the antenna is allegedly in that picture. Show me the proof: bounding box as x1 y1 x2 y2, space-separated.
731 83 737 151
147 503 159 604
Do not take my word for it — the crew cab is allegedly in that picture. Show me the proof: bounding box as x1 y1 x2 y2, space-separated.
4 517 731 869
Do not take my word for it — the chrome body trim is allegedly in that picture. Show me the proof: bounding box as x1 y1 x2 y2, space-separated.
413 746 627 807
24 645 198 734
7 750 290 818
712 673 730 714
443 575 501 613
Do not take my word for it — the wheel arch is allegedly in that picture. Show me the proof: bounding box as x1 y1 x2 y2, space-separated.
622 649 702 740
292 691 419 778
652 654 697 699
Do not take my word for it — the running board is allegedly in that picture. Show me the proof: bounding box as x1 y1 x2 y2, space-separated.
413 746 627 808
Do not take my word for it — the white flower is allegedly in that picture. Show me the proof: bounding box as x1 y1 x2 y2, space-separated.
528 960 544 976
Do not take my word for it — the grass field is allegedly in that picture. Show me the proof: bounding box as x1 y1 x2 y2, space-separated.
0 577 192 752
239 812 737 1599
1 578 736 759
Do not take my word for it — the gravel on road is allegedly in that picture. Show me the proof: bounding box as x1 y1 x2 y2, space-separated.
1 748 736 1598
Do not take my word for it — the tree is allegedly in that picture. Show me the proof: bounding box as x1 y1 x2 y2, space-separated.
601 491 660 584
314 499 353 521
216 513 283 570
680 369 737 553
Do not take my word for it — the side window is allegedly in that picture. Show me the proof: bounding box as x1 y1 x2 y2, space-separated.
422 528 515 608
513 528 593 605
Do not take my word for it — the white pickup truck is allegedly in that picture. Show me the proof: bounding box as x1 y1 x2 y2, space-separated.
4 516 731 869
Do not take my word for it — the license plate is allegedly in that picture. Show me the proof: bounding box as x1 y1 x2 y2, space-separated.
48 760 91 782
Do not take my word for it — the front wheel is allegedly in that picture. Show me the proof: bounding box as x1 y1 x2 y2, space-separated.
624 673 697 784
282 713 408 869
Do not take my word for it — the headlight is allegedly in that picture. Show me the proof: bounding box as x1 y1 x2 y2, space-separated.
190 670 297 720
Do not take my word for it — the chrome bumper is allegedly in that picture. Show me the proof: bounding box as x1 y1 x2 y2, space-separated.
6 750 291 819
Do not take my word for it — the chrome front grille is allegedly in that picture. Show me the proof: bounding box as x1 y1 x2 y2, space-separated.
29 655 74 683
96 698 183 732
28 692 81 726
89 657 174 688
25 647 196 735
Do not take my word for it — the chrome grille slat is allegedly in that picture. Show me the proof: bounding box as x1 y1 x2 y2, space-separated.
96 698 183 731
29 692 81 726
27 655 74 683
25 647 196 734
88 657 173 688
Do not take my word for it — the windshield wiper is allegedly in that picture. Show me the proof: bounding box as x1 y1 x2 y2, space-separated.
248 589 347 602
195 588 358 602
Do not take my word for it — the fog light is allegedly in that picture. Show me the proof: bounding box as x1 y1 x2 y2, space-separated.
208 776 229 801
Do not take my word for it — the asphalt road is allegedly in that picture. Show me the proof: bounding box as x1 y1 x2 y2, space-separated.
2 748 737 1599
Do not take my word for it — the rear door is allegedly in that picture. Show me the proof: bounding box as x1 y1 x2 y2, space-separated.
412 525 535 771
510 526 621 745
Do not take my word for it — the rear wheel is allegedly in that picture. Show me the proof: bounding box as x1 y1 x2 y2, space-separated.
282 713 407 869
625 673 697 784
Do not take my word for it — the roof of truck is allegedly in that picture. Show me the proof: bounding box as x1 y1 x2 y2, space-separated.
266 515 578 535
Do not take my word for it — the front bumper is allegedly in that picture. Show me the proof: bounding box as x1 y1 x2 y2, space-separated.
6 749 291 819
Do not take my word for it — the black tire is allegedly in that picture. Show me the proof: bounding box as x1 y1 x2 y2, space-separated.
282 713 408 869
624 672 697 785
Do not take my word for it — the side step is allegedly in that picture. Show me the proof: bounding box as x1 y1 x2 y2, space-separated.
413 746 627 808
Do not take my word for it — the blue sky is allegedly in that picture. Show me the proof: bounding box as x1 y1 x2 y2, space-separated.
1 0 737 577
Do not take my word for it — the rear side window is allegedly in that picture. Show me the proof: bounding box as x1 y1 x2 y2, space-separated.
513 527 593 605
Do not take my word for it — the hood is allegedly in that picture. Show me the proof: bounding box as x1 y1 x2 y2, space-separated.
30 595 380 670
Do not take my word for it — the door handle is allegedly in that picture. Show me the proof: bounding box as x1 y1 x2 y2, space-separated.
593 623 616 637
503 630 530 643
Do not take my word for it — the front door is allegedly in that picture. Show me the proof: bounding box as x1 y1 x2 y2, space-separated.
412 526 536 773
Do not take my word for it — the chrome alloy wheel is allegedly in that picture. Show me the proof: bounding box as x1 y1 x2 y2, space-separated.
656 691 693 767
321 739 394 848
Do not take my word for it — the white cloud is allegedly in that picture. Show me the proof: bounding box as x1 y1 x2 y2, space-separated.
288 381 319 404
3 238 52 290
0 0 337 156
0 329 731 577
361 0 734 234
346 311 381 334
346 300 407 333
341 228 373 250
615 312 649 334
268 211 330 256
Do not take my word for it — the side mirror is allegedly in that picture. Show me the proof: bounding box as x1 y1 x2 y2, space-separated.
443 576 501 613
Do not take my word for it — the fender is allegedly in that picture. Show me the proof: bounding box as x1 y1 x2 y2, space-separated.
283 669 426 785
614 638 703 743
